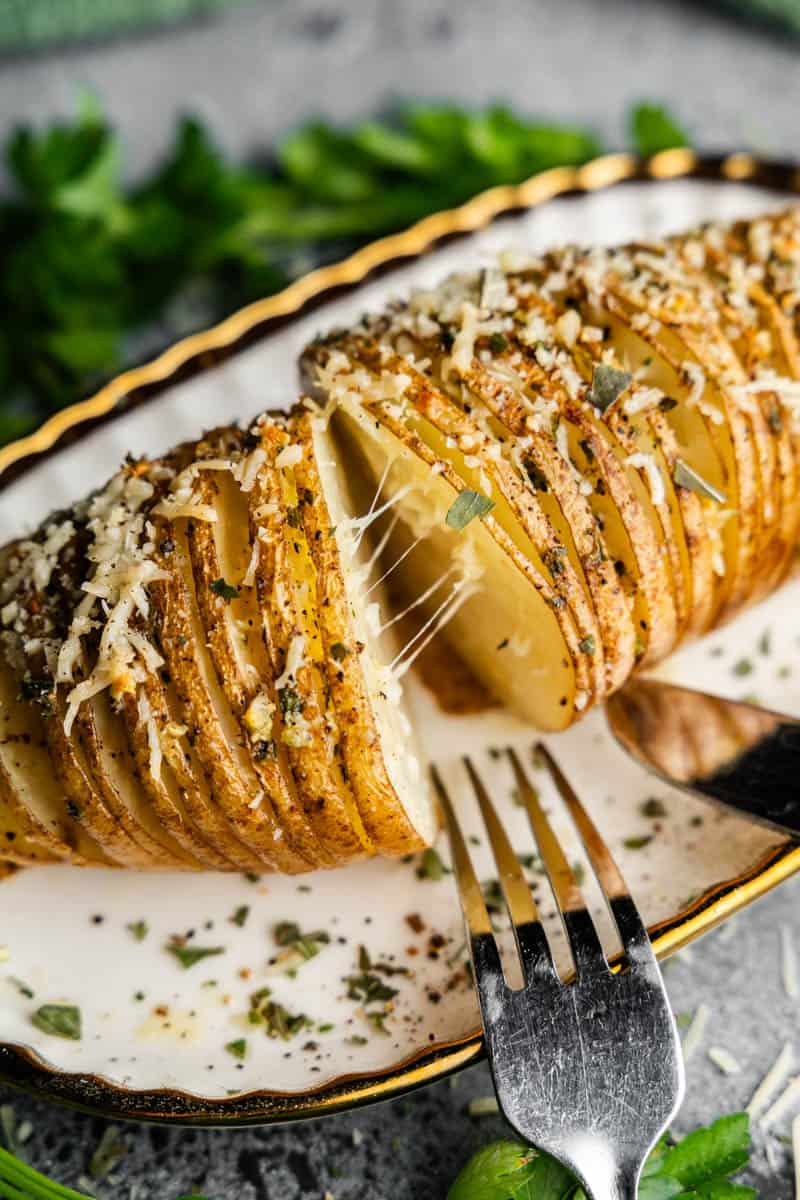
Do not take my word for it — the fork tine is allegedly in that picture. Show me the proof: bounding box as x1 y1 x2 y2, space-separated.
507 746 609 980
430 765 506 999
533 742 657 972
463 756 556 982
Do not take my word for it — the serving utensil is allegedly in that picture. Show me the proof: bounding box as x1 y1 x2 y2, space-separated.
433 745 684 1200
606 680 800 837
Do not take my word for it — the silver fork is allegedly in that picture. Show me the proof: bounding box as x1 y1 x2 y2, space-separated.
432 744 685 1200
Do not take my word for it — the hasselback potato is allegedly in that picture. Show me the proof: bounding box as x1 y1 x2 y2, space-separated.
2 208 800 871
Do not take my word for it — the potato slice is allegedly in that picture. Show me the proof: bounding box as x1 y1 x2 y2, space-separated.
309 354 586 730
187 439 368 868
292 409 436 853
118 679 241 871
326 339 608 704
684 219 800 599
0 657 101 865
594 256 766 624
148 514 295 872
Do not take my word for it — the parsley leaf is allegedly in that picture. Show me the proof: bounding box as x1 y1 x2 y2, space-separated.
210 577 240 601
0 97 686 449
630 103 690 157
167 942 225 969
30 1003 81 1040
447 1115 754 1200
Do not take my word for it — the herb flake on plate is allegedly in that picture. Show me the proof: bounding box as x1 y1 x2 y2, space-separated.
31 1003 81 1041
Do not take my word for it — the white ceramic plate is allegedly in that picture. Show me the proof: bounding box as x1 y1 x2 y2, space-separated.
1 163 799 1123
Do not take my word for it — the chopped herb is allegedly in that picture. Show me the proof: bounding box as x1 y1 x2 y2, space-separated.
210 577 240 601
732 658 754 677
278 685 304 716
273 920 330 963
330 641 350 661
415 846 451 880
243 872 261 884
317 1022 335 1034
225 1038 248 1060
445 489 495 531
88 1126 127 1181
346 1035 369 1046
658 395 678 412
248 987 311 1039
768 406 783 434
673 459 727 504
286 506 302 528
488 332 508 353
31 1003 81 1041
572 861 586 887
167 942 225 969
588 364 632 413
230 905 250 928
6 978 34 1000
482 878 505 916
253 738 277 761
344 967 400 1006
640 797 667 818
126 919 149 942
623 835 653 851
578 635 596 655
758 629 771 657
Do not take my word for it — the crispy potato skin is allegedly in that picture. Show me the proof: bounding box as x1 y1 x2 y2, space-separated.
3 209 800 872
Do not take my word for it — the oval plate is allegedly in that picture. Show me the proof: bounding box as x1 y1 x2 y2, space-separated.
1 152 799 1126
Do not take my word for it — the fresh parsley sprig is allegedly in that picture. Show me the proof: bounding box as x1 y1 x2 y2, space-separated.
447 1113 756 1200
0 96 686 447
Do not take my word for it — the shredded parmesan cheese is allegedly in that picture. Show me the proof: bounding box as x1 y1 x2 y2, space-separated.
681 1002 710 1063
625 452 665 507
747 1043 794 1118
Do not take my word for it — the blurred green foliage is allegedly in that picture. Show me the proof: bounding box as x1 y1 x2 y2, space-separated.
0 96 686 447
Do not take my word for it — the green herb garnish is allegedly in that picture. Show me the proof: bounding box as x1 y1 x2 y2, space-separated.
248 988 311 1040
210 578 240 601
415 846 451 880
31 1003 81 1041
588 364 632 413
732 658 754 677
167 942 225 969
630 102 690 157
330 642 350 661
225 1038 248 1060
0 98 688 449
673 459 727 504
126 919 149 942
640 797 667 818
229 905 250 928
277 685 304 716
273 920 330 963
447 1113 753 1200
578 635 596 655
623 835 653 851
446 489 495 531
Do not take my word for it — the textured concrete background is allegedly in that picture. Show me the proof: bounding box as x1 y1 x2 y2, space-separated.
1 1 799 1195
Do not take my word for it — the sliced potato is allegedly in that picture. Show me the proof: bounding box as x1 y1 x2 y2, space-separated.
293 409 436 853
309 353 588 730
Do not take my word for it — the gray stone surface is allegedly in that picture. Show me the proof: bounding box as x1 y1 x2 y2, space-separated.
1 1 799 1195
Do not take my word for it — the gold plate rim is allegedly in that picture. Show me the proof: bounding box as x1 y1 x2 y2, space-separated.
1 148 799 1125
